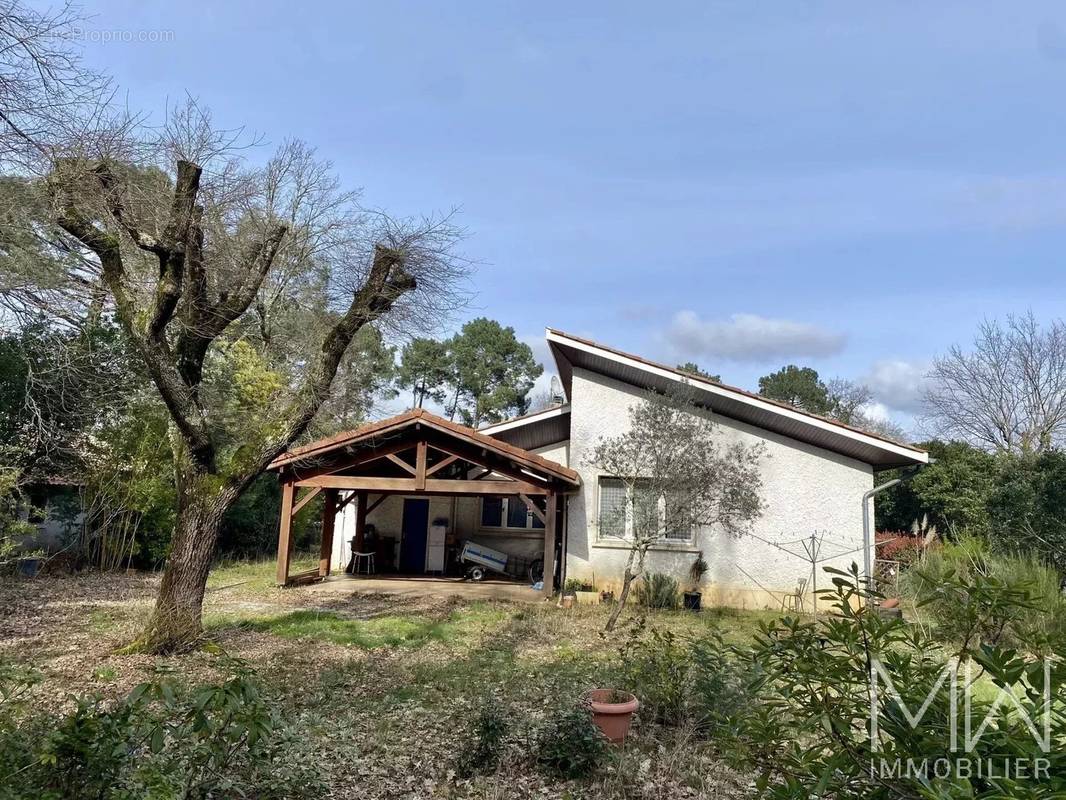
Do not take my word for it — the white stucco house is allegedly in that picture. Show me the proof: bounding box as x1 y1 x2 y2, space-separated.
273 328 928 610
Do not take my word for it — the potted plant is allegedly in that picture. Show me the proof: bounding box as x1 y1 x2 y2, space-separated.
584 689 639 743
683 551 708 611
564 577 600 605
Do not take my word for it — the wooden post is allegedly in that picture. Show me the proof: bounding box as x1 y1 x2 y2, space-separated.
319 488 338 577
415 440 427 491
353 492 368 554
275 480 295 586
541 492 557 600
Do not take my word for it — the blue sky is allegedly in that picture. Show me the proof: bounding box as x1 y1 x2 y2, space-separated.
73 1 1066 431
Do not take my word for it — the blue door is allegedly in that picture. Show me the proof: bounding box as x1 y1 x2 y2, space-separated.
400 498 430 573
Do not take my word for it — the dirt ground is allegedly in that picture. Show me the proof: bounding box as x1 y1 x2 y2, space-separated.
0 565 757 800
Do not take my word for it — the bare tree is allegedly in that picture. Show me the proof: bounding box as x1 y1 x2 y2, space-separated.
924 313 1066 454
18 100 469 650
0 1 111 168
585 385 766 631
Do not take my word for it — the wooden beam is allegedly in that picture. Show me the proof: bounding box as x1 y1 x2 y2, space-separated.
519 493 546 524
319 488 338 577
289 439 415 480
426 439 555 490
425 454 460 477
541 493 557 600
426 478 548 495
287 568 320 586
293 474 551 495
366 494 388 514
292 486 321 516
336 491 358 512
415 440 427 491
275 481 295 586
386 453 417 475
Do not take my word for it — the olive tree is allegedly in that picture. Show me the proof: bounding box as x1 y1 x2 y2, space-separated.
19 102 468 650
586 386 766 631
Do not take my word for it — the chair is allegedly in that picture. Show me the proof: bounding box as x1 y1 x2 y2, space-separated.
352 551 375 575
781 578 808 613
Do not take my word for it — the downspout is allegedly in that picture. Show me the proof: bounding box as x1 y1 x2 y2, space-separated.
862 464 924 595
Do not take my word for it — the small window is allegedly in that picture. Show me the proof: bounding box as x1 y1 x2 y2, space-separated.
507 497 529 528
481 497 503 527
664 492 692 541
598 478 626 538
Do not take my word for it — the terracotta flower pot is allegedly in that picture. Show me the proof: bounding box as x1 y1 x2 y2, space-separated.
585 689 639 743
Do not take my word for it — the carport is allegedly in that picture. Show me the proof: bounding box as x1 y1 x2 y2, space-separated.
267 409 581 599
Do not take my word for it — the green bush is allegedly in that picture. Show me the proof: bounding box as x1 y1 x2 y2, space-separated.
723 563 1066 799
620 627 753 732
901 535 1066 653
621 628 690 725
535 703 609 779
455 701 509 777
0 656 325 799
635 572 680 609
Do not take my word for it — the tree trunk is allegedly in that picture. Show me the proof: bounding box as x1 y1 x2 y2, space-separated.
604 566 636 632
605 545 645 632
142 475 236 652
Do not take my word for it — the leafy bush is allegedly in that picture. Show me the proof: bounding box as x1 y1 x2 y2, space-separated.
635 572 680 609
535 703 609 779
620 628 690 725
455 701 509 777
723 563 1066 799
875 530 927 566
901 535 1066 652
0 656 325 799
621 627 753 732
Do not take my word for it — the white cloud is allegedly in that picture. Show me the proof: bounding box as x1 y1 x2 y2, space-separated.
863 359 930 414
664 311 846 362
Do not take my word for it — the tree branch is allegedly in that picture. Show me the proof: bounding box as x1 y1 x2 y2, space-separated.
239 244 415 484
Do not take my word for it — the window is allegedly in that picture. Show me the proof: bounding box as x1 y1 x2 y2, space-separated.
664 492 693 541
479 497 544 531
506 497 530 528
597 477 694 543
481 497 503 527
598 478 626 538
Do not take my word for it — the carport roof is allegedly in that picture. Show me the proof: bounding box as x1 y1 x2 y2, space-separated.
268 408 580 486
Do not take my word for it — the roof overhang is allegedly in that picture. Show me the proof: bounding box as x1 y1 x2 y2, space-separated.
481 404 572 451
545 328 928 470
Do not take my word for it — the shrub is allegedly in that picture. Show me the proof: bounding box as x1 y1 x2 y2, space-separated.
688 631 755 735
901 535 1066 653
875 530 927 566
455 701 509 777
722 563 1066 799
620 628 691 725
0 656 325 799
635 572 680 609
535 703 609 779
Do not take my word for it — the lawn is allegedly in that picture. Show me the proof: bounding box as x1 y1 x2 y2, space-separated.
0 562 767 799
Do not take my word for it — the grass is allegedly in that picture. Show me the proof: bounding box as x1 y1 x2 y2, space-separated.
233 602 510 650
2 562 764 799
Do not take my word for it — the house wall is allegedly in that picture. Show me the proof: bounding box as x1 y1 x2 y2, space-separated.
564 368 874 609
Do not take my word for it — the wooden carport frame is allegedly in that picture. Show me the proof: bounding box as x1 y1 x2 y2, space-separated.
267 409 581 599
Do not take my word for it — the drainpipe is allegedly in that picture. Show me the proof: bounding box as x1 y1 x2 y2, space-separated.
862 465 924 594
